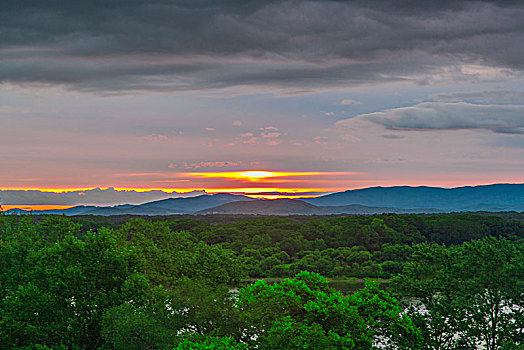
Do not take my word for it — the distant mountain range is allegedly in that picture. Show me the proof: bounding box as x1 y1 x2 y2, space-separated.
3 193 250 216
196 199 438 215
3 184 524 216
82 193 254 215
0 188 205 205
303 184 524 211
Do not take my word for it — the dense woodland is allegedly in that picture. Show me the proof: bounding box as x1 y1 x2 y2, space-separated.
0 213 522 349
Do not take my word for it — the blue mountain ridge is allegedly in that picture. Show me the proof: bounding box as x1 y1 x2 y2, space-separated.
3 184 524 215
303 184 524 211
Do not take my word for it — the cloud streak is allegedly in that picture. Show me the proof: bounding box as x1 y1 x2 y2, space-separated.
431 90 524 104
337 102 524 134
1 1 524 92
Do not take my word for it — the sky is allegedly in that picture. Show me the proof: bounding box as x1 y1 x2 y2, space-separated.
1 0 524 197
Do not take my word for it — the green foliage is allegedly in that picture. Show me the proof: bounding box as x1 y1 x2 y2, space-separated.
102 302 175 350
102 279 243 350
0 227 140 349
394 237 524 350
260 316 354 349
1 213 523 349
459 237 524 350
238 271 420 349
100 274 179 350
116 219 244 287
0 216 245 349
174 336 248 350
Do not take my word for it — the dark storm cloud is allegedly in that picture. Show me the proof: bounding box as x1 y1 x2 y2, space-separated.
1 0 524 91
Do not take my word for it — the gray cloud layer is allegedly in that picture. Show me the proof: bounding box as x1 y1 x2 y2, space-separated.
431 90 524 104
1 1 524 91
337 102 524 134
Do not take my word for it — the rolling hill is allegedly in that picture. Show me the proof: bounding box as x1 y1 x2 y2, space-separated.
304 184 524 211
197 199 441 215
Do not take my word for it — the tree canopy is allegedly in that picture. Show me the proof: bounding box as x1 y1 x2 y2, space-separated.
0 213 522 349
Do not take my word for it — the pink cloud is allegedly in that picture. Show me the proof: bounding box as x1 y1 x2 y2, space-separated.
182 161 240 169
340 99 362 105
261 132 281 138
267 140 283 146
314 136 328 146
243 137 260 144
139 133 170 142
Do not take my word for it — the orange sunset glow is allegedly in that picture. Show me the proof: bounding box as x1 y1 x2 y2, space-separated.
185 170 357 189
0 170 354 210
188 170 325 181
4 170 522 204
0 205 74 211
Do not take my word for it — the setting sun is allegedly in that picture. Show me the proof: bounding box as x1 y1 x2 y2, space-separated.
189 170 324 182
237 171 279 179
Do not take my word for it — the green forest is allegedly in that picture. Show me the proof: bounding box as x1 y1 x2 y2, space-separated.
0 213 522 349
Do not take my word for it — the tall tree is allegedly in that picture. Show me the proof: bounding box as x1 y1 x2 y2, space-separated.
459 237 523 350
0 228 140 349
238 271 420 349
394 237 523 350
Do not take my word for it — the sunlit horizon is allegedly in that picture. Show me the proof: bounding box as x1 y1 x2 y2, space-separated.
2 172 524 212
2 180 524 195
